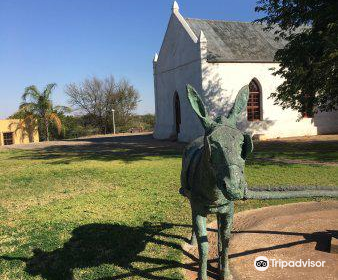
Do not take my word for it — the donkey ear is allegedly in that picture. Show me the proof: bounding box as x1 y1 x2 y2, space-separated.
186 84 214 130
227 85 250 122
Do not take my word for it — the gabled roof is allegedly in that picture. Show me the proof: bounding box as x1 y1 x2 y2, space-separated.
185 18 287 63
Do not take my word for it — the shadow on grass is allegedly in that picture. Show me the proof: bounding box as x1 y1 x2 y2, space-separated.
1 222 196 280
8 135 185 164
250 139 338 164
1 222 336 280
7 134 337 166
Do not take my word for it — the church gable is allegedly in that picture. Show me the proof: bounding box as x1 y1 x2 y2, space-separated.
156 2 200 73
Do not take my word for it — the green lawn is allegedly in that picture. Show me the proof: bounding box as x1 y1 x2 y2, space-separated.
0 135 337 280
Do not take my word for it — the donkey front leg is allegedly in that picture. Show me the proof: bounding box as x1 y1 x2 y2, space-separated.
192 210 208 280
217 202 234 280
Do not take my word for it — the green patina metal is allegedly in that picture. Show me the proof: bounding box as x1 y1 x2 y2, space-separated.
180 84 338 280
180 84 252 280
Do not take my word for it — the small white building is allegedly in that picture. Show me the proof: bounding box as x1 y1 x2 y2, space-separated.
153 2 338 142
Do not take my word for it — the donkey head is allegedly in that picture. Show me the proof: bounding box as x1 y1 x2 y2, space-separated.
187 84 253 200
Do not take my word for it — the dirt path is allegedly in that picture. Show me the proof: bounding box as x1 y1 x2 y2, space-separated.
264 134 338 142
183 201 338 280
1 133 337 166
253 157 338 166
0 132 160 150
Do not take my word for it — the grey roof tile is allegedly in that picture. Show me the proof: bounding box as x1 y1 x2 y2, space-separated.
185 18 287 62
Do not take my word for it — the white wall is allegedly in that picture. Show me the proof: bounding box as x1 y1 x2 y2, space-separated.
313 110 338 135
153 8 204 141
200 59 320 140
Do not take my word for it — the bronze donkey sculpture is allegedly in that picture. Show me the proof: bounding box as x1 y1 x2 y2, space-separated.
180 84 252 280
180 84 338 280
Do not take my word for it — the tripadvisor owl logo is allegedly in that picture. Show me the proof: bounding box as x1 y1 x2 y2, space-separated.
254 256 269 271
254 256 326 271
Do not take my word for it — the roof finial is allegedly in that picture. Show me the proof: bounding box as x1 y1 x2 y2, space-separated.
172 1 179 13
198 30 207 43
153 53 158 62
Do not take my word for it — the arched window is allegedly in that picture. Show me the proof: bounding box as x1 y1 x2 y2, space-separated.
247 79 262 121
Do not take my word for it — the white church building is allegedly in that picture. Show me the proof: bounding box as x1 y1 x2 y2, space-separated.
153 2 338 142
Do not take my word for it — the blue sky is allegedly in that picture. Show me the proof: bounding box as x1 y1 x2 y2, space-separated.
0 0 259 118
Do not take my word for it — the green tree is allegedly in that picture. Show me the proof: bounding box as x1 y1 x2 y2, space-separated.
255 0 338 116
19 83 70 141
65 76 140 134
130 114 155 131
50 114 100 140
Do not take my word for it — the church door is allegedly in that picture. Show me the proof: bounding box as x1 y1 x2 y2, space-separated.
174 92 181 135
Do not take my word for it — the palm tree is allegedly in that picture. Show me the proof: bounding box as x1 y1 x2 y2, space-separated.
19 83 70 141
